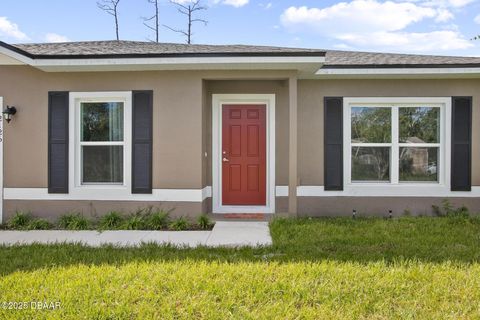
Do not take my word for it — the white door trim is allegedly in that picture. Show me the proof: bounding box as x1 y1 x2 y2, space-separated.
212 94 276 214
0 97 3 223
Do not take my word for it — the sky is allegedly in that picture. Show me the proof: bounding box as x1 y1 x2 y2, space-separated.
1 0 480 56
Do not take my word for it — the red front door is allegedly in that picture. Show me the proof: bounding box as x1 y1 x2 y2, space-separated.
222 104 266 205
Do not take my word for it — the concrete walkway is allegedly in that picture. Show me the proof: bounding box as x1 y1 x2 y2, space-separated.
0 221 272 248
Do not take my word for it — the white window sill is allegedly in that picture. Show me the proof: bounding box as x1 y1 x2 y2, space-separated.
69 186 131 199
296 184 472 197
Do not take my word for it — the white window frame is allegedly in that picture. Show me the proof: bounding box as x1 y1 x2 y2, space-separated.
343 97 451 193
69 92 132 197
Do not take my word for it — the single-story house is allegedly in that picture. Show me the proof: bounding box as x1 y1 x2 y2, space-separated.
0 40 479 221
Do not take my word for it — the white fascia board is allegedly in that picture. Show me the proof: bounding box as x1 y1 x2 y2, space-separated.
0 43 326 71
35 56 325 66
33 56 325 72
315 67 480 77
0 46 30 65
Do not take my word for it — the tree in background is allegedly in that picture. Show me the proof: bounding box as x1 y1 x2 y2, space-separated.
143 0 160 42
97 0 121 41
164 0 207 44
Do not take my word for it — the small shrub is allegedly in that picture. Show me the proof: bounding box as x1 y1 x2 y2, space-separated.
432 204 444 217
197 214 212 230
58 212 90 230
99 211 124 230
442 199 454 215
8 211 32 229
432 200 470 218
145 209 170 230
448 205 470 219
169 217 189 231
27 218 52 230
403 209 412 217
122 210 146 230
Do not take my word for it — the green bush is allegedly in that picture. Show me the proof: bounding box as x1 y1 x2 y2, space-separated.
122 210 147 230
169 217 189 231
144 209 170 230
58 213 90 230
432 199 470 218
432 204 444 217
7 211 32 229
99 211 124 230
27 218 52 230
197 214 212 230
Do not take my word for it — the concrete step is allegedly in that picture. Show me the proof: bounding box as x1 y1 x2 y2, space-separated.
211 213 272 222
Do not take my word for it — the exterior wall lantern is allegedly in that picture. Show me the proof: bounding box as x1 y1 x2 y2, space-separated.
2 105 17 123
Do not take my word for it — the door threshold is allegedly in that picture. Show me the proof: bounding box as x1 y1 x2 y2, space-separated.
212 213 272 221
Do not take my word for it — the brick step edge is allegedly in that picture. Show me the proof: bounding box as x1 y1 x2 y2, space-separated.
212 213 270 221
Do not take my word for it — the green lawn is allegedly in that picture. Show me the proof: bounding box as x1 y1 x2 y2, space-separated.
1 217 480 319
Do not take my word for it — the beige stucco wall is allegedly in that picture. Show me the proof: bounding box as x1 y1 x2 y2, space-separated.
298 79 480 186
0 66 294 191
298 197 480 217
3 200 204 221
0 66 204 189
2 64 480 217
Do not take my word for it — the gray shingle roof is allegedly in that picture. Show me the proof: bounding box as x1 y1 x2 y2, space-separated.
12 41 324 57
6 40 480 67
324 49 480 67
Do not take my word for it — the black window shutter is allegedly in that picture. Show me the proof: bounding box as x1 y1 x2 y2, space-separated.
48 91 69 193
451 96 472 191
324 97 343 190
132 90 153 194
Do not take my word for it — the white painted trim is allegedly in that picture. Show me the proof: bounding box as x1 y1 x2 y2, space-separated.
4 187 212 202
297 185 480 197
212 94 276 214
14 183 480 200
316 67 480 76
0 45 325 72
69 92 132 197
275 186 289 197
202 186 212 199
343 97 451 193
35 56 325 67
0 46 31 65
0 97 3 223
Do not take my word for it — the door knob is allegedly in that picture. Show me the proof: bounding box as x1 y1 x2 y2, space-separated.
222 157 229 162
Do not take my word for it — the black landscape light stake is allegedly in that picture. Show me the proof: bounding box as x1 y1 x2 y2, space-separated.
353 209 356 219
2 105 17 123
389 210 393 219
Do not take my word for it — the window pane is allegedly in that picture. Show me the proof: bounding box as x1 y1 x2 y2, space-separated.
82 146 123 183
351 107 391 143
400 147 438 182
399 107 440 143
352 147 390 182
81 102 124 142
